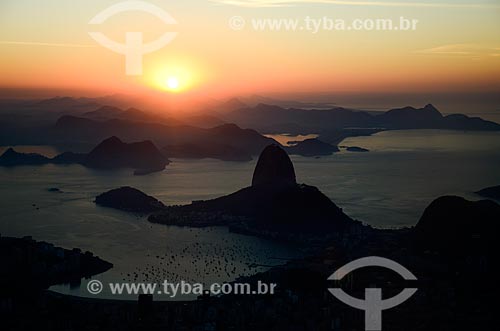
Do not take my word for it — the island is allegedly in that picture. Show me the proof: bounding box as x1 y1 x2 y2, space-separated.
95 186 165 213
285 138 339 157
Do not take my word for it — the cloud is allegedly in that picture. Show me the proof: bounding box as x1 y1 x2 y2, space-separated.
209 0 500 9
415 44 500 57
0 41 95 48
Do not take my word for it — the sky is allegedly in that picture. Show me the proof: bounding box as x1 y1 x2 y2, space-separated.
0 0 499 113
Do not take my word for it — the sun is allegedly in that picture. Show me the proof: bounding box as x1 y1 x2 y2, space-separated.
146 61 203 93
166 76 180 90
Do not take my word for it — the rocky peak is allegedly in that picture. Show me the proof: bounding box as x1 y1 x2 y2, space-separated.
251 144 296 187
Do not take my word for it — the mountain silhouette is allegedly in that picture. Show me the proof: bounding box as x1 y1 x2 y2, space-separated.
84 136 168 173
149 144 355 234
1 137 169 174
217 98 247 112
83 105 181 125
413 196 500 257
224 103 374 132
252 144 296 187
0 148 50 166
375 104 443 129
224 103 500 134
51 117 276 160
83 105 124 120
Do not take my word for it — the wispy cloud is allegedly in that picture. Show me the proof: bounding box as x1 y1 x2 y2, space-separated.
415 44 500 57
0 41 95 48
210 0 500 9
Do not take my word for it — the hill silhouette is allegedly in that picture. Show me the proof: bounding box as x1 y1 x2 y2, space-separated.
413 196 500 257
252 144 296 187
0 148 50 166
52 117 276 161
149 144 356 235
84 136 168 173
224 103 500 136
0 137 169 174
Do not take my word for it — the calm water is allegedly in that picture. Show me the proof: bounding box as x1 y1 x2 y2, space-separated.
0 162 301 300
264 133 318 145
1 129 500 299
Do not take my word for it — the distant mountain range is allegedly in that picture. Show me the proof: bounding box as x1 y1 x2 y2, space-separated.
222 103 500 137
1 96 499 159
51 116 276 160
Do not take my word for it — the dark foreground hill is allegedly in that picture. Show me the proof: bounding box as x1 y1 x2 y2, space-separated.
4 194 498 330
3 178 500 330
413 195 500 258
0 236 112 294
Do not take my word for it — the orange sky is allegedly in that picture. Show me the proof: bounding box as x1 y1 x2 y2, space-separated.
0 0 499 100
